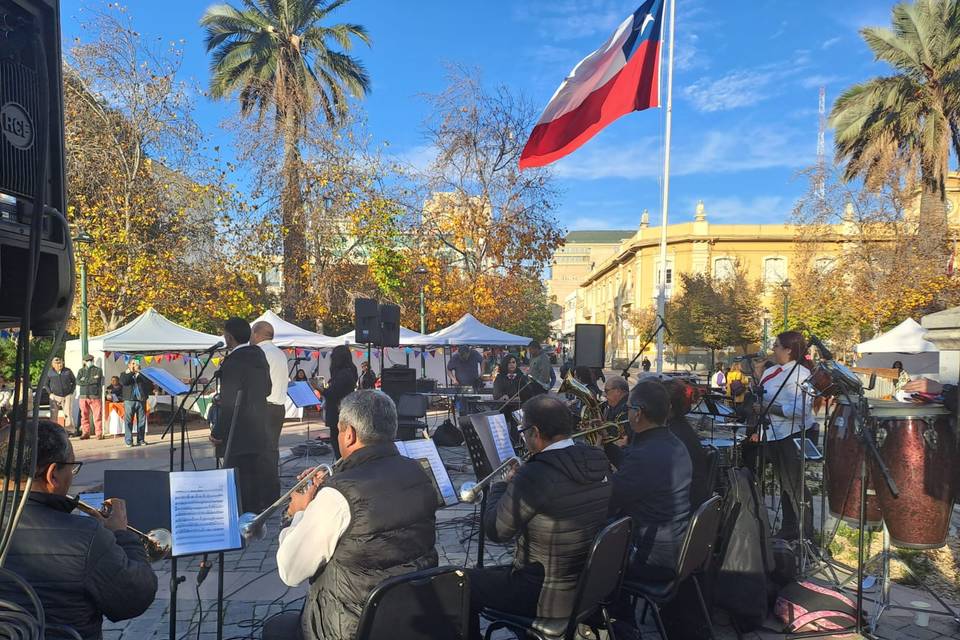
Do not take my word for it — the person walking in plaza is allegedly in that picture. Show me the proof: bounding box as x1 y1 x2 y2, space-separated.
45 357 77 435
120 360 154 447
526 340 552 393
76 355 104 440
210 317 272 513
252 320 289 506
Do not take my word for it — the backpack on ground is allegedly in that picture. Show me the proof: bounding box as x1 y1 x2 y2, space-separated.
774 580 862 634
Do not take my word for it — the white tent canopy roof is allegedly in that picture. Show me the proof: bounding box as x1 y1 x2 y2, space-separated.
252 310 341 349
856 318 938 354
335 327 433 346
427 313 531 346
74 308 221 353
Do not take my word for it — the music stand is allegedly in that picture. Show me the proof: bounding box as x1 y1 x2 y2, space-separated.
287 381 323 464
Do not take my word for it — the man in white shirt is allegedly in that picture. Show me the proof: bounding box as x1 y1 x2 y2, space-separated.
264 390 439 640
252 321 289 505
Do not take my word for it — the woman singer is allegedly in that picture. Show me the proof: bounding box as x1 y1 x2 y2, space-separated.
492 354 527 401
322 345 358 458
745 331 814 541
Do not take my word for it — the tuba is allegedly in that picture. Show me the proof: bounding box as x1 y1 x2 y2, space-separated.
560 374 626 446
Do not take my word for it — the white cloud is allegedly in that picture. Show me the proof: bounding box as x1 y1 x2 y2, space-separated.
513 0 626 41
682 195 791 223
682 69 780 112
392 144 436 174
800 74 841 89
822 36 842 50
552 125 814 181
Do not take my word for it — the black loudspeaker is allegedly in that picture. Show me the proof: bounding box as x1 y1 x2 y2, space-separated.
378 303 400 347
354 298 380 345
0 0 73 332
380 366 416 403
574 323 606 369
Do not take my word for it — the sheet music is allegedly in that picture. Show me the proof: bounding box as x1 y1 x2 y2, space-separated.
287 381 323 407
140 367 190 396
169 469 241 556
486 413 515 465
395 440 458 507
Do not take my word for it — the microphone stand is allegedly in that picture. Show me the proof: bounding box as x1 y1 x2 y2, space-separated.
161 347 220 472
620 315 669 379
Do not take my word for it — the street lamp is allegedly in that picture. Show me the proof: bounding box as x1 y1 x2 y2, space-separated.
73 230 94 359
414 266 428 377
761 307 770 352
780 280 791 332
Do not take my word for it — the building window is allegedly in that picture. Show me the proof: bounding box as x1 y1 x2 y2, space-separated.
763 257 787 285
713 257 735 281
815 257 835 273
653 259 674 300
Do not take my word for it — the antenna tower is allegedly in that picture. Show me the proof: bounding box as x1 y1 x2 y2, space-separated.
817 86 826 199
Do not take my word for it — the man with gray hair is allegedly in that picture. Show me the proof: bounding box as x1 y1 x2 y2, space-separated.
251 320 287 504
266 390 439 640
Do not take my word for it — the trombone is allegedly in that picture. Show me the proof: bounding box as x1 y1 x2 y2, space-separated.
238 462 334 543
459 456 522 504
72 497 172 562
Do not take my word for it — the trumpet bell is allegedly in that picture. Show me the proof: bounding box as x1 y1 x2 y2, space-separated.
238 511 262 543
459 481 480 504
144 528 173 562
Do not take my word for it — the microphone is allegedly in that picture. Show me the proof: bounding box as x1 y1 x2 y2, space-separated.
203 341 225 355
734 352 764 361
809 335 833 361
657 314 673 339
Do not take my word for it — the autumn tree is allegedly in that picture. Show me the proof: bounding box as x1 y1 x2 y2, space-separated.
64 4 268 334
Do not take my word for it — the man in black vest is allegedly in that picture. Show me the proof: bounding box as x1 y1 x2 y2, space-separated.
209 317 271 513
264 390 439 640
466 394 612 635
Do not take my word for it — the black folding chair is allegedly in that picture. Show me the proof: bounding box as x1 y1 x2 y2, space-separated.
480 517 633 640
622 495 723 640
703 445 720 497
355 566 470 640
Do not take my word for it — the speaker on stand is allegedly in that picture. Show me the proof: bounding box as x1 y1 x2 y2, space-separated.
573 324 606 370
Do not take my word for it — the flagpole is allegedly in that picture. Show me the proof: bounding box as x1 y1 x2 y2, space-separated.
655 0 676 374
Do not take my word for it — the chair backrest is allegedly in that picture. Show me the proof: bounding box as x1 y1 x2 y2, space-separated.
703 445 720 497
676 495 723 582
567 517 634 634
354 566 470 640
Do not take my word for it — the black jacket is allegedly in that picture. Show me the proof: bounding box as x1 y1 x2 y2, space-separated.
492 371 528 400
0 493 157 640
45 367 76 397
118 371 154 403
307 443 439 640
358 369 377 390
323 365 358 432
611 427 692 577
76 364 104 398
484 443 612 618
213 345 271 457
668 416 712 509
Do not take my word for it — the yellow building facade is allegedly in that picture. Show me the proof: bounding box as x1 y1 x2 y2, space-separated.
555 203 841 362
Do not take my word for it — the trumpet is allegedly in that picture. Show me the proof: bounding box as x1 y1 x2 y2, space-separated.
459 456 522 503
571 418 631 445
238 462 334 543
72 497 172 562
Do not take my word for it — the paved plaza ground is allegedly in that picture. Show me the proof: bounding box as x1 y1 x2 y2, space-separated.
63 408 960 640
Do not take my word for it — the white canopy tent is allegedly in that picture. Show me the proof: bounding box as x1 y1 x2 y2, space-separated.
252 310 342 349
855 318 939 375
426 313 532 346
334 326 434 346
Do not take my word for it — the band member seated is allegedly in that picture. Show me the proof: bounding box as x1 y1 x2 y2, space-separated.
492 353 527 401
612 380 692 582
264 390 439 640
662 379 711 509
0 420 157 640
467 394 611 635
600 376 630 468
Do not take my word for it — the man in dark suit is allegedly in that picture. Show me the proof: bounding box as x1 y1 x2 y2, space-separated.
210 317 272 513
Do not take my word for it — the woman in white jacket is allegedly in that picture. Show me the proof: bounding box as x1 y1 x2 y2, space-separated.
749 331 814 540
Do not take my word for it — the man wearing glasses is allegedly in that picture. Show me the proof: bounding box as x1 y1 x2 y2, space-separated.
0 420 157 639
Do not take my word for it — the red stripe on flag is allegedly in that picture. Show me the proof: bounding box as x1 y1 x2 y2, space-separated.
519 39 661 169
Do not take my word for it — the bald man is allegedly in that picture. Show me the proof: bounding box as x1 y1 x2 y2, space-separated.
252 321 288 504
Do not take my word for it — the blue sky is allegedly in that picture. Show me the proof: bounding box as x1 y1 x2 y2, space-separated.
60 0 898 232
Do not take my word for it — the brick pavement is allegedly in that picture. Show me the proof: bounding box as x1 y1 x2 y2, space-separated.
77 419 959 640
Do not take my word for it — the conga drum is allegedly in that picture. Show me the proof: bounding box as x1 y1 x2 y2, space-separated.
824 399 882 526
868 400 957 549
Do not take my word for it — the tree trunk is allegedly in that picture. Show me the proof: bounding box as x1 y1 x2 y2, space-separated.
280 109 306 323
917 167 948 265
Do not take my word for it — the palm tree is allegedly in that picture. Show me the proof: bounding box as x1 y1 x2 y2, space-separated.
201 0 371 321
830 0 960 227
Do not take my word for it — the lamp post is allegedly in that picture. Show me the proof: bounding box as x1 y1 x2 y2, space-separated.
761 307 770 352
73 231 94 359
414 266 428 376
780 280 791 332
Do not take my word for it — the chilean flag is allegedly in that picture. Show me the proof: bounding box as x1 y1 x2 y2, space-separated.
519 0 666 169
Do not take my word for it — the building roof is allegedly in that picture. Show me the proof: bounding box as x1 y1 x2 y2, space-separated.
564 230 635 244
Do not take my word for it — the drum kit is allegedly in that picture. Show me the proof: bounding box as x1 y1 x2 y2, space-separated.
806 358 960 633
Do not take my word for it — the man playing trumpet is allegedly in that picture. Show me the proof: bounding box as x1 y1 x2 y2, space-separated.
0 420 158 640
264 390 439 640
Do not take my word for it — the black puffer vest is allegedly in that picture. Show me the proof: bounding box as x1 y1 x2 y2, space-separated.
303 443 439 640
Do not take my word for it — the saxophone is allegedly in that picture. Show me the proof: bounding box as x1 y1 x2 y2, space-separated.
559 374 627 446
